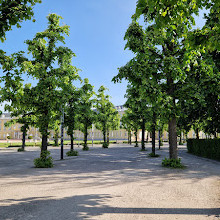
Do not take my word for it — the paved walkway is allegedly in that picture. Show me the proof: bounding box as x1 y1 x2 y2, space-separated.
0 143 219 220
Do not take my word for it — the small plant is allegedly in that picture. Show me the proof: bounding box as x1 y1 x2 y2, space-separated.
162 157 184 168
179 142 184 145
7 136 11 139
18 147 25 152
82 144 89 151
148 152 160 157
66 150 78 156
28 136 33 139
34 150 53 168
134 143 139 147
102 142 109 148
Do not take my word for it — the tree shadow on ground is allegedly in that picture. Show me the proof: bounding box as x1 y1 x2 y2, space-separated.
0 194 219 220
0 145 220 189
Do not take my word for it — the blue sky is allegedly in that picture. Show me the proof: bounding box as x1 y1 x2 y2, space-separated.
0 0 207 110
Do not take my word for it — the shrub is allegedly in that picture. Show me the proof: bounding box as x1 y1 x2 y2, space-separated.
17 147 25 152
82 144 89 151
179 142 184 145
102 142 109 148
162 158 184 168
66 150 78 156
34 150 53 168
7 136 11 139
134 143 139 147
187 139 220 161
148 153 160 157
28 136 33 139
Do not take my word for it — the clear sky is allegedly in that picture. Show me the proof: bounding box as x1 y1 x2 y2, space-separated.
0 0 207 111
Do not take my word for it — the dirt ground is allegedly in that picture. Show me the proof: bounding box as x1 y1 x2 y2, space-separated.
0 143 219 220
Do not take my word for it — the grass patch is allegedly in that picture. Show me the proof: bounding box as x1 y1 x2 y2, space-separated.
17 147 25 152
148 153 160 157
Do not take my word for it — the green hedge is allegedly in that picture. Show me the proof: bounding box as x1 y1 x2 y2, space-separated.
187 139 220 161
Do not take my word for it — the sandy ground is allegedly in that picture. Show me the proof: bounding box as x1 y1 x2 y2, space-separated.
0 143 219 220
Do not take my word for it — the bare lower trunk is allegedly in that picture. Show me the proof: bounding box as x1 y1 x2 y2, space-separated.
70 133 74 150
103 130 106 144
146 132 149 143
22 130 26 150
168 117 178 159
54 131 59 146
41 134 48 152
179 134 182 144
141 119 145 150
196 128 199 139
152 125 156 156
84 128 88 147
158 130 161 149
107 129 110 144
129 131 132 145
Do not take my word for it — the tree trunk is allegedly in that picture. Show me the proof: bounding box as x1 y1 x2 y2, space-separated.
22 129 26 150
141 118 145 150
107 129 110 145
54 131 59 146
84 127 88 147
129 131 132 145
146 132 149 143
158 130 161 149
179 134 182 144
152 111 156 155
127 131 130 144
70 133 74 150
168 117 178 159
41 134 48 152
135 128 138 147
103 129 106 144
196 128 199 139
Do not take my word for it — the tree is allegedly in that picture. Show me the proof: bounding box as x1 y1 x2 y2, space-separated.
0 52 36 150
64 85 81 151
95 86 119 148
77 78 96 150
114 0 210 159
22 14 79 155
0 0 41 42
121 108 140 147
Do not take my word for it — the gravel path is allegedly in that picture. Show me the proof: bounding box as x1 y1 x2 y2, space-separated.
0 143 219 220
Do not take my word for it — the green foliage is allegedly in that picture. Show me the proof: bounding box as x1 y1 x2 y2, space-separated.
21 14 79 151
102 142 109 148
17 147 25 152
0 0 41 42
28 136 33 139
34 150 53 168
187 139 220 161
148 153 160 157
95 85 120 145
162 158 184 168
77 79 96 147
7 135 11 139
66 150 78 157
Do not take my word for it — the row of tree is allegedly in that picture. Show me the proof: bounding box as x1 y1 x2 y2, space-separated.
0 13 119 161
113 0 220 160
